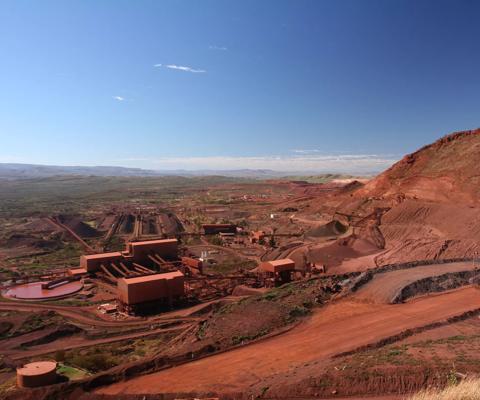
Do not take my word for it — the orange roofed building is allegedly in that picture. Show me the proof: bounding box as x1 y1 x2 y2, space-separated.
117 270 184 314
80 239 178 272
259 258 295 287
260 258 296 273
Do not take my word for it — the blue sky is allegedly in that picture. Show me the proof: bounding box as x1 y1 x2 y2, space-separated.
0 0 479 173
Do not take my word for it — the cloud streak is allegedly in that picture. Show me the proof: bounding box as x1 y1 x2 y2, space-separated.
209 45 228 51
112 154 399 174
154 64 206 73
113 96 125 101
291 149 322 154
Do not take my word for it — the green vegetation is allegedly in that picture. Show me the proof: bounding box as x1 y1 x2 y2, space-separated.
205 258 256 275
0 176 254 217
196 321 208 339
190 277 339 352
207 235 223 246
32 243 82 264
69 351 117 372
0 311 66 339
0 174 262 272
261 281 301 301
231 328 270 345
56 333 174 373
0 376 16 398
288 305 310 319
268 235 276 247
331 330 480 384
0 355 13 374
56 363 89 380
49 298 98 307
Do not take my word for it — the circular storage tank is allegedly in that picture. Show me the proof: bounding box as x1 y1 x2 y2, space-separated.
16 361 57 388
4 281 83 300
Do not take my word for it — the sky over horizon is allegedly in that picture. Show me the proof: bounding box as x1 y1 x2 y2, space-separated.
1 0 479 173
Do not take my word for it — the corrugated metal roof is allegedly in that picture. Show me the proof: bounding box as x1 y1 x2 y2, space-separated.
267 258 295 266
129 239 177 247
120 271 184 285
81 252 122 260
69 268 87 274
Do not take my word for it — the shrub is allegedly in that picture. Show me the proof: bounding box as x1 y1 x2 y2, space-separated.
288 305 310 319
54 350 65 362
70 353 116 373
408 378 480 400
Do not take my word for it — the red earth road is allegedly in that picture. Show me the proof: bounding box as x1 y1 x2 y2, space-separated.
353 261 477 303
97 286 480 395
0 297 229 328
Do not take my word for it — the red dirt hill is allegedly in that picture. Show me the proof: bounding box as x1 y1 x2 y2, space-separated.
357 128 480 204
332 129 480 266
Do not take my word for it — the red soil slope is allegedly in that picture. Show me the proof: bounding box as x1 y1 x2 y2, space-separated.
376 199 480 264
357 128 480 203
333 129 480 266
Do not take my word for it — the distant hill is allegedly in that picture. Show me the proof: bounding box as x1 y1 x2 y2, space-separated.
0 164 284 179
0 164 161 179
0 163 366 180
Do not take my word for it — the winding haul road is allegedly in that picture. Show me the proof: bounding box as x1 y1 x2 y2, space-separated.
0 300 215 327
97 286 480 395
354 261 478 304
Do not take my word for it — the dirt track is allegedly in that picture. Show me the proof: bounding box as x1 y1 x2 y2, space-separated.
353 261 478 303
0 300 209 328
2 323 191 360
97 287 480 395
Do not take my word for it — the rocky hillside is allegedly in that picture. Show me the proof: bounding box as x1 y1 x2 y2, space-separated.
331 129 480 266
358 128 480 203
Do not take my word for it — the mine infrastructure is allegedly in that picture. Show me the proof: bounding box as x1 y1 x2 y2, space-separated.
47 216 96 254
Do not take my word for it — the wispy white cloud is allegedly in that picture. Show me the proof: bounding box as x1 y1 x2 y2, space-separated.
153 63 206 73
110 154 399 174
291 149 322 154
209 45 228 51
113 96 125 101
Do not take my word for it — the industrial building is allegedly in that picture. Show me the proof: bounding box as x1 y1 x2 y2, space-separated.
68 267 88 277
80 239 178 273
80 251 124 273
16 361 57 388
259 258 296 287
117 271 185 314
219 232 236 244
202 224 237 235
181 256 203 275
76 239 179 284
124 239 178 261
250 230 266 244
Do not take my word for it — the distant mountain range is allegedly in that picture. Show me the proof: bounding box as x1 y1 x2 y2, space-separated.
0 163 162 179
0 163 340 179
